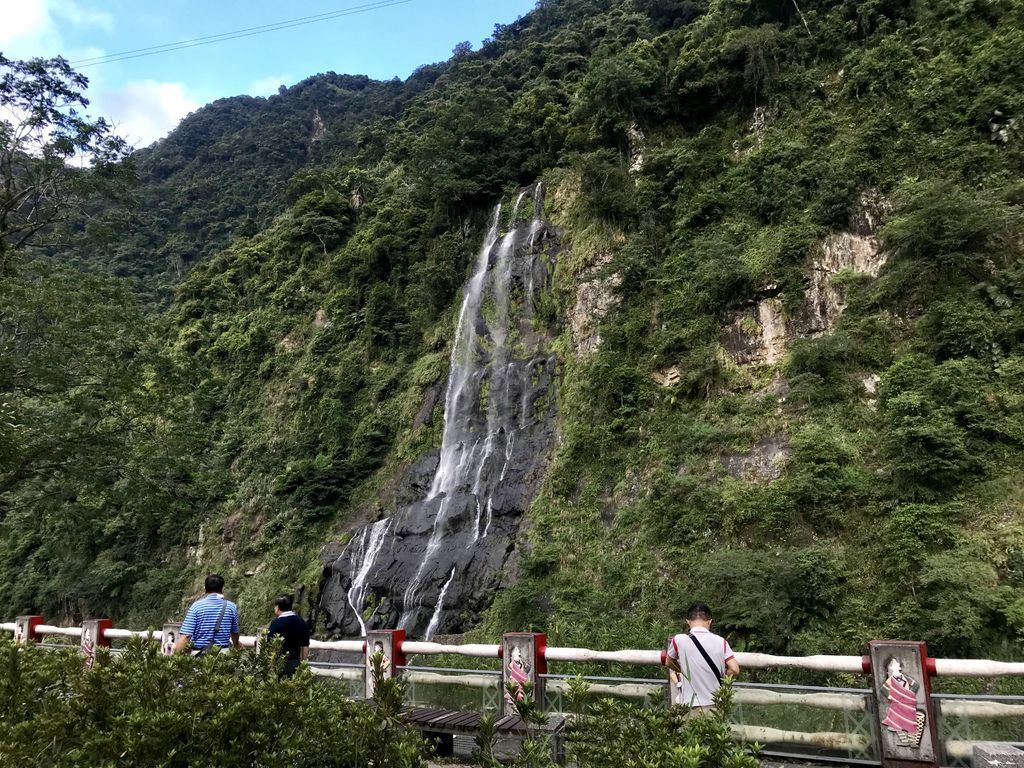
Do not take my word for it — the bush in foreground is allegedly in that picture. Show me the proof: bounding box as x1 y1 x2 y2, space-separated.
0 636 760 768
0 636 424 768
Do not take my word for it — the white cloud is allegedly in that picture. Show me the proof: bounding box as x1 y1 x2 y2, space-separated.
51 1 112 32
0 0 112 59
2 2 191 150
247 74 292 98
96 80 199 149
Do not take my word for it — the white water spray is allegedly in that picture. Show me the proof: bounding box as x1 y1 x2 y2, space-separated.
344 183 550 637
345 517 392 636
424 566 456 640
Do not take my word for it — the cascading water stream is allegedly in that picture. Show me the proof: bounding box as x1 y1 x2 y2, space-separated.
424 567 456 640
400 192 531 625
336 183 552 640
345 517 392 635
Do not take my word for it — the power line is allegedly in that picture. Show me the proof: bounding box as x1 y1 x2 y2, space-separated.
71 0 414 68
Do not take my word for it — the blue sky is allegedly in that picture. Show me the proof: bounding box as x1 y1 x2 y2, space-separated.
0 0 538 147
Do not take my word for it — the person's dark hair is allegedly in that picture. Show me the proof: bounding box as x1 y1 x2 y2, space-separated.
204 574 225 594
686 602 713 621
273 594 293 612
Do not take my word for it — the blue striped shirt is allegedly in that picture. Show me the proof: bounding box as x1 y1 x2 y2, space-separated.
180 594 239 649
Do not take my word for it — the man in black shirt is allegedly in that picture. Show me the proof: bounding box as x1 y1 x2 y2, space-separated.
266 595 311 678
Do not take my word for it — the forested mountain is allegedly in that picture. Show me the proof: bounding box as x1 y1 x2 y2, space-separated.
71 69 441 297
2 0 1024 662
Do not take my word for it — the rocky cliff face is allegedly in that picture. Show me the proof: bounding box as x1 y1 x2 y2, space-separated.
723 190 891 367
318 187 561 638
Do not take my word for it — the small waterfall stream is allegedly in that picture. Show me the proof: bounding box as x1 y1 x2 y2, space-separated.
424 567 456 640
323 183 558 639
344 517 392 635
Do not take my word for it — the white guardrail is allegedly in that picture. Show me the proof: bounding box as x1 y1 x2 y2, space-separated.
5 622 1024 676
4 620 1024 762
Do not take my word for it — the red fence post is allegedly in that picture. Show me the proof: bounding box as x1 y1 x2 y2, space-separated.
365 629 405 699
14 615 42 644
868 640 940 768
502 632 547 716
80 618 112 669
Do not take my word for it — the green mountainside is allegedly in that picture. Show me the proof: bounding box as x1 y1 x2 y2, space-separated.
2 0 1023 660
68 70 442 298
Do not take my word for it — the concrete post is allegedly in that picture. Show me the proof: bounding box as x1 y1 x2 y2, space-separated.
14 615 42 645
869 640 939 768
502 632 547 716
973 743 1024 768
365 629 405 699
161 622 181 656
80 619 112 669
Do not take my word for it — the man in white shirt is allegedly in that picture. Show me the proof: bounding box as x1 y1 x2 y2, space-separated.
665 602 740 712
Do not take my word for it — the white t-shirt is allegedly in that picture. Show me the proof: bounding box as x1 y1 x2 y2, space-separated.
666 627 734 708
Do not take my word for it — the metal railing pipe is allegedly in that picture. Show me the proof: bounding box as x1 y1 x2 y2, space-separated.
403 670 497 689
35 625 82 638
937 699 1024 718
104 629 163 641
736 652 866 673
401 641 501 658
730 724 869 752
932 658 1024 677
309 666 362 682
309 639 365 652
544 647 662 665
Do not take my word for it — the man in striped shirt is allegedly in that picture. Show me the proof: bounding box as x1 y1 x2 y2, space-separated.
665 602 739 712
173 574 241 654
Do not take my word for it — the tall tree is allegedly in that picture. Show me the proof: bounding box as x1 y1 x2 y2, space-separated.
0 54 129 274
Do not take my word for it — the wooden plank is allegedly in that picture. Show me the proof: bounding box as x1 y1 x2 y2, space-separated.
538 716 565 733
428 712 464 727
497 715 522 732
436 712 471 729
493 714 516 730
406 708 446 724
455 713 483 729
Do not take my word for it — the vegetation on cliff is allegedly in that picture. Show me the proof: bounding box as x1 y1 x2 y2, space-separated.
1 0 1023 662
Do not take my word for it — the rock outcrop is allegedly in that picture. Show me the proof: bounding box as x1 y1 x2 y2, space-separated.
571 252 622 359
721 434 791 482
723 297 788 366
724 190 891 366
310 107 326 143
627 121 646 173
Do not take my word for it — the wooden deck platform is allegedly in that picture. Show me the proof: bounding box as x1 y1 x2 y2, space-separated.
401 707 565 761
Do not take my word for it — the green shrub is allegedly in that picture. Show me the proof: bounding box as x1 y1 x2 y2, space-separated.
566 678 761 768
0 636 425 768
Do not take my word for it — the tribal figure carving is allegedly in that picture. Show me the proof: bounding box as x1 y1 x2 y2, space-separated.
880 657 927 748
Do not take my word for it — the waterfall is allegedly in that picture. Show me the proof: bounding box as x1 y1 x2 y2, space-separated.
334 182 553 640
345 517 392 635
399 204 506 616
400 192 531 623
424 566 456 640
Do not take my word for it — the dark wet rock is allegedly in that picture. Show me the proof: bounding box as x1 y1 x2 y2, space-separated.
413 383 442 429
394 451 440 508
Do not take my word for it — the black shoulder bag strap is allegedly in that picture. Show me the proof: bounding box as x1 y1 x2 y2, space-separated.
686 632 723 683
197 599 228 656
